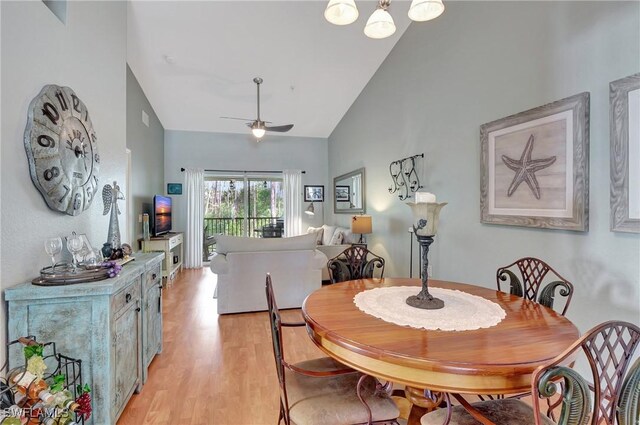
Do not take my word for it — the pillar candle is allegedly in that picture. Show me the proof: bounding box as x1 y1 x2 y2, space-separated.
415 192 437 203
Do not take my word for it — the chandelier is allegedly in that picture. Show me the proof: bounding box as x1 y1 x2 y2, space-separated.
324 0 444 39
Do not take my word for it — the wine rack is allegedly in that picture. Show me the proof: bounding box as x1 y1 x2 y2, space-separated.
1 336 88 424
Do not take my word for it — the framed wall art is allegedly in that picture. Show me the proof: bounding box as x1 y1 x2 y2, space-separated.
610 73 640 233
167 183 182 195
480 92 590 231
304 185 324 202
335 185 351 202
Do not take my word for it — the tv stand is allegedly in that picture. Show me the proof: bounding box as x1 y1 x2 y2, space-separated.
140 232 183 281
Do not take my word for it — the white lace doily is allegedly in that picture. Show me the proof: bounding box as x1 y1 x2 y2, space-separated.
353 286 506 331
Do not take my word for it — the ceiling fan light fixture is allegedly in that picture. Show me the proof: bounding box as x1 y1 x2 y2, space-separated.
324 0 359 25
251 121 266 139
408 0 444 22
251 127 266 139
364 6 396 39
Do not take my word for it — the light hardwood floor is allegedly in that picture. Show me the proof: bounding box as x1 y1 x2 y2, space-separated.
117 268 320 425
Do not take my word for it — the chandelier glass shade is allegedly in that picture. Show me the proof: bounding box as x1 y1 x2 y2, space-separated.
364 7 396 39
408 0 445 22
324 0 359 25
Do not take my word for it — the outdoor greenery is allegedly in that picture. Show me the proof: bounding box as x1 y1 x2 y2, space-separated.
204 179 284 236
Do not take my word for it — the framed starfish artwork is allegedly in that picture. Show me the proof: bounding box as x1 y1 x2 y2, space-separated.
610 73 640 233
480 92 590 231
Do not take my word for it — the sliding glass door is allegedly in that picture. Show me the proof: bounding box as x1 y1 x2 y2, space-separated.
204 175 284 240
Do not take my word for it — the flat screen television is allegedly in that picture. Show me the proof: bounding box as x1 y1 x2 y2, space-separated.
153 195 172 236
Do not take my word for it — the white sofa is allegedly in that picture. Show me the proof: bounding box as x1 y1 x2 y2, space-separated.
210 233 327 314
307 224 357 280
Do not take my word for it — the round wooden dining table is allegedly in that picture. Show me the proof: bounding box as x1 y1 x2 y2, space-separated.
302 278 580 397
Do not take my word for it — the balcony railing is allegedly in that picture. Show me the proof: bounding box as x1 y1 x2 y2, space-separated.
204 216 282 238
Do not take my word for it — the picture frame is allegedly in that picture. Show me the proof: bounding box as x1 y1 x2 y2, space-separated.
480 92 590 231
610 73 640 233
335 185 351 202
304 185 324 202
167 183 182 195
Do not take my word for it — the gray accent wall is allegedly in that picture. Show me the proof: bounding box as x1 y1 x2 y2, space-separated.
164 130 329 236
127 65 165 242
1 1 127 360
328 1 640 330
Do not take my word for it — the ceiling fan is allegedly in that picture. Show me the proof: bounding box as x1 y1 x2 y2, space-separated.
221 77 294 141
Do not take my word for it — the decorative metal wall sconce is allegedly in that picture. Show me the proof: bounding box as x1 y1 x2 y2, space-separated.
388 153 424 200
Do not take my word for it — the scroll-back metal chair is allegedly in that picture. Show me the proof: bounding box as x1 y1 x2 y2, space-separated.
497 257 574 316
327 246 385 284
420 320 640 425
266 274 399 425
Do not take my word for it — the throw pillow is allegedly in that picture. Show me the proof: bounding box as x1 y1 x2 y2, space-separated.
336 227 353 244
306 226 324 245
329 230 343 245
321 225 336 246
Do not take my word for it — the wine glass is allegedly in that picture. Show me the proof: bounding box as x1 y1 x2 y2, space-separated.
67 232 84 272
44 237 62 270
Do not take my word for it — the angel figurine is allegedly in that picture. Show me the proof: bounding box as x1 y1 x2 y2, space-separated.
102 181 124 253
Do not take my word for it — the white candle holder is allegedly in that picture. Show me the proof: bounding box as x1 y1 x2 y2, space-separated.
406 199 447 310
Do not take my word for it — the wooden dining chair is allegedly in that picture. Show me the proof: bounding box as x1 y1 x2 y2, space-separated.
496 257 574 316
265 274 400 425
327 245 385 284
420 320 640 425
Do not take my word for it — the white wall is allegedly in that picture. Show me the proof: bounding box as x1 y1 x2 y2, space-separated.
329 1 640 331
164 130 329 237
1 1 127 358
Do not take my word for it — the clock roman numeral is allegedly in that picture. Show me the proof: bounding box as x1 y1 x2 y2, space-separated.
59 185 70 202
55 91 68 111
42 102 60 125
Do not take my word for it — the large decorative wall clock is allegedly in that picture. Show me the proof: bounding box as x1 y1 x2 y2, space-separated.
24 85 100 216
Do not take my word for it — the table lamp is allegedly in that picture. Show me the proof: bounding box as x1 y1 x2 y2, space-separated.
351 215 372 244
406 192 447 309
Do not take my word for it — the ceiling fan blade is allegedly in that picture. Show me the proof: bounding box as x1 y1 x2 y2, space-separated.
220 116 254 121
265 124 294 133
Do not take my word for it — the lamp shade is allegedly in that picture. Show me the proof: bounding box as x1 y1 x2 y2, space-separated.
305 202 315 215
406 202 447 236
364 8 396 39
351 215 372 234
324 0 359 25
408 0 444 22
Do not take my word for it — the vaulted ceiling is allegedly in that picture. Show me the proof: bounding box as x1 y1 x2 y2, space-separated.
127 1 412 138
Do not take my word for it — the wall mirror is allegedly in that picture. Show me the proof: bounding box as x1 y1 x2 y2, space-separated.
334 168 366 214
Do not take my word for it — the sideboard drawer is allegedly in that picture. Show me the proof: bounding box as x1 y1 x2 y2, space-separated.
145 264 161 291
112 278 141 315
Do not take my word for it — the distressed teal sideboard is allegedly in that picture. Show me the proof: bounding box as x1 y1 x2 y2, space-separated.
5 252 164 425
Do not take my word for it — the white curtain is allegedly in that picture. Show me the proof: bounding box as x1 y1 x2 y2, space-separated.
184 168 204 268
283 169 302 237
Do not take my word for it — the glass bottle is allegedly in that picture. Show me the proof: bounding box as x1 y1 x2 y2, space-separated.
7 369 53 403
49 391 79 412
52 412 77 425
0 416 24 425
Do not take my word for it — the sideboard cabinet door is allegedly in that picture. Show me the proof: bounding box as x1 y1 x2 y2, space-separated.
142 263 163 382
113 296 141 418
